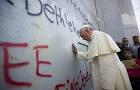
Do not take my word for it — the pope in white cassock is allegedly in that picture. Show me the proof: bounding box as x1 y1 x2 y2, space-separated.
72 24 132 90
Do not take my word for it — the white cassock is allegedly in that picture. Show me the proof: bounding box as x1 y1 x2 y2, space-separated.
77 30 132 90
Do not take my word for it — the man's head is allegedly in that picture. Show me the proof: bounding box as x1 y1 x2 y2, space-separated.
122 38 128 46
132 35 140 45
79 25 93 41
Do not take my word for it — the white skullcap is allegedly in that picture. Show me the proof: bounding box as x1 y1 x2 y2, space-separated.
79 24 92 30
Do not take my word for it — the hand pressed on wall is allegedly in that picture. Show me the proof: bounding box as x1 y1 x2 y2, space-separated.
72 43 77 55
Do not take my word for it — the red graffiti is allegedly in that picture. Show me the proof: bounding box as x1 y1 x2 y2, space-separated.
0 42 91 89
0 42 31 86
34 45 52 77
55 84 65 90
55 71 91 90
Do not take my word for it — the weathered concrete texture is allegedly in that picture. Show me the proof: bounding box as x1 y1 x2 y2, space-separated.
94 0 125 41
131 0 140 34
119 0 139 43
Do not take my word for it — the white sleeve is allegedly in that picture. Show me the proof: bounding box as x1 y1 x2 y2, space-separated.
77 51 88 60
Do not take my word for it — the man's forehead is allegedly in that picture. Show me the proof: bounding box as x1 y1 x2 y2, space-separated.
80 28 87 33
80 27 87 30
123 38 128 40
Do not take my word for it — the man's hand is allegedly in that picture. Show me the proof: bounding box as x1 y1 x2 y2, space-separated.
72 43 77 55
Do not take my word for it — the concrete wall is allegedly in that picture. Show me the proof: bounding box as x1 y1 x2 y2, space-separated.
94 0 139 42
118 0 139 43
0 0 97 89
94 0 125 41
131 0 140 34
